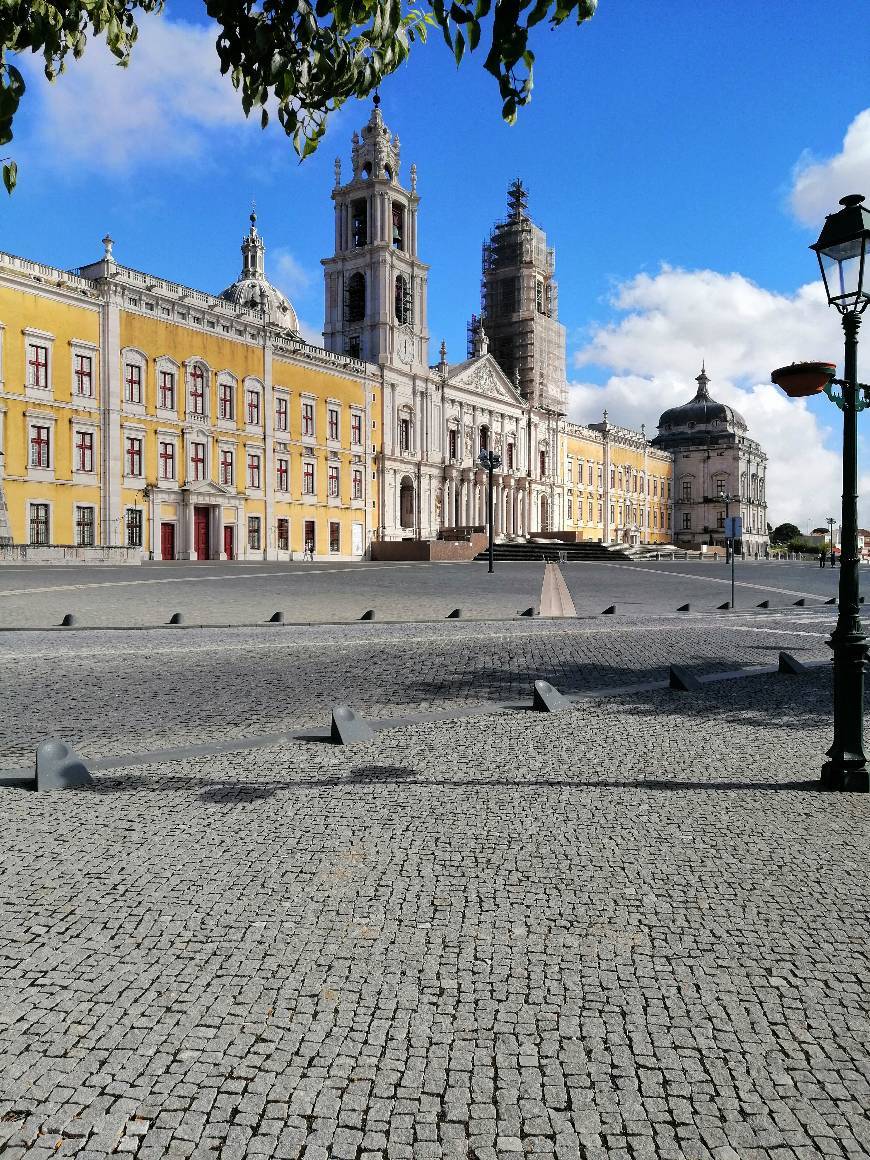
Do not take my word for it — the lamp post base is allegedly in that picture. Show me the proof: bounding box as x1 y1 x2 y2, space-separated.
821 758 870 791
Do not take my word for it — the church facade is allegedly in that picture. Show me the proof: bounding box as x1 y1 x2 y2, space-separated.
0 101 769 561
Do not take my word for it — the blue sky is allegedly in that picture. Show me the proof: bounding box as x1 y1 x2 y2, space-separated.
4 0 870 527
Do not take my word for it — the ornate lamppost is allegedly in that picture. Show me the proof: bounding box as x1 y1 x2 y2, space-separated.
478 450 502 574
772 193 870 791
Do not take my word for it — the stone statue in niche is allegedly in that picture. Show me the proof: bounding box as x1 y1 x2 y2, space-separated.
464 428 473 454
435 490 443 520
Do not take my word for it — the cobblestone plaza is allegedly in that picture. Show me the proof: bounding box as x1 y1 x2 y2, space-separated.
2 560 869 1160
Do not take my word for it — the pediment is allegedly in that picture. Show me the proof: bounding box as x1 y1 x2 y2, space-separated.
182 480 236 498
446 354 525 407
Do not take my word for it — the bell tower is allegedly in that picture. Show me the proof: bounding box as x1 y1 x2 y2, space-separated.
322 98 429 368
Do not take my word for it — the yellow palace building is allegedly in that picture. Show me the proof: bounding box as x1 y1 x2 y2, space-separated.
0 215 380 561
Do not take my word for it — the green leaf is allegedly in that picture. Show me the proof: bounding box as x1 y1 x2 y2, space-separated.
453 26 465 65
3 159 17 194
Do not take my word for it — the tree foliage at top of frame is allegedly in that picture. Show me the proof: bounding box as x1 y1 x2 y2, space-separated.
0 0 597 193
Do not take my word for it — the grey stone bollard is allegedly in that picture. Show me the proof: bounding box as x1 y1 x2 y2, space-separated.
601 604 616 615
60 613 77 627
532 680 570 712
676 603 690 612
778 652 807 675
269 611 284 623
168 612 184 625
447 608 463 619
36 739 93 791
669 665 701 692
360 609 376 620
330 705 375 745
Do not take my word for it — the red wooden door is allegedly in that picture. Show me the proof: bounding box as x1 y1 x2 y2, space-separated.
160 522 175 561
223 525 234 560
194 506 210 560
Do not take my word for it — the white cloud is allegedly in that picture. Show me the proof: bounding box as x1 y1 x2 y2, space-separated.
272 249 316 300
19 14 247 173
790 108 870 226
569 265 859 531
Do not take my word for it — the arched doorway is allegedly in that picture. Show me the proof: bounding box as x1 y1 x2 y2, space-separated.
399 476 415 530
540 495 549 533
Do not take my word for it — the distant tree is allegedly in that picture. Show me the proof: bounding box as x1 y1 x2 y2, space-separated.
771 522 801 545
0 0 598 192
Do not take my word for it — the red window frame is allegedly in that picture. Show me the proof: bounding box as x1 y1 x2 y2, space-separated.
30 425 50 468
328 409 339 441
276 458 289 492
277 518 289 551
247 391 261 426
159 370 176 411
303 461 315 495
352 468 363 500
125 363 142 404
328 464 339 498
74 353 93 397
75 430 94 473
190 441 206 481
190 365 206 415
302 402 315 437
351 412 362 445
247 453 261 490
219 380 234 421
126 436 143 477
220 449 234 485
28 344 48 389
275 396 288 431
159 441 176 480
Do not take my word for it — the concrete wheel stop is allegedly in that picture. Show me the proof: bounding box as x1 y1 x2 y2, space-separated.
330 705 375 745
36 739 93 791
532 680 570 712
60 613 77 627
359 609 376 621
778 651 808 675
669 665 701 692
269 611 284 624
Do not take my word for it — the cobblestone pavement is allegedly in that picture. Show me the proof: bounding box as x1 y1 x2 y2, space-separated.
0 558 847 628
0 611 835 767
2 667 870 1160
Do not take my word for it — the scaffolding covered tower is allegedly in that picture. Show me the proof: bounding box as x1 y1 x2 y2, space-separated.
476 180 567 412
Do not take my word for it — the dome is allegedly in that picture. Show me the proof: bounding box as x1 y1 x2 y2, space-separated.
656 366 747 434
220 212 299 332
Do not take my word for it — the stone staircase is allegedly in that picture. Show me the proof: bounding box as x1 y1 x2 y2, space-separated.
473 540 632 563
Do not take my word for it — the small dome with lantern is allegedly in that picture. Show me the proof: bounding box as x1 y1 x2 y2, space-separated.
653 365 747 447
220 211 299 331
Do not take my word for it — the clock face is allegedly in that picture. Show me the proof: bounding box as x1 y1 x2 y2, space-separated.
398 330 414 365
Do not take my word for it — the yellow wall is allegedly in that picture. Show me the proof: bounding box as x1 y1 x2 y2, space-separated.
0 280 102 545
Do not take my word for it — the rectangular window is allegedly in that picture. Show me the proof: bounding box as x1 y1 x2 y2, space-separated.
248 516 261 550
610 467 616 488
275 396 289 432
247 390 261 426
328 464 339 498
157 369 175 411
588 500 593 522
303 461 315 495
392 203 405 250
28 344 49 389
304 520 315 554
125 363 143 404
683 513 691 530
352 467 363 500
277 518 289 551
302 401 315 437
75 505 95 547
351 199 367 248
653 478 658 497
159 440 176 480
567 497 573 520
506 442 514 470
75 430 94 473
328 408 340 441
399 417 411 453
448 429 458 461
29 425 51 468
126 509 143 548
351 412 362 446
329 521 341 553
190 366 206 415
717 512 726 529
74 353 93 397
219 380 234 420
682 481 692 502
539 451 547 478
346 336 361 359
190 441 206 481
126 436 143 477
29 503 49 545
276 457 289 492
716 479 726 496
220 448 234 486
589 463 594 485
248 453 261 490
598 502 603 523
567 459 573 483
610 505 615 525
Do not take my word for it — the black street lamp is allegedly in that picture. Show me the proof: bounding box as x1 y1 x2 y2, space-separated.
478 450 502 574
827 515 837 557
772 193 870 792
722 492 737 607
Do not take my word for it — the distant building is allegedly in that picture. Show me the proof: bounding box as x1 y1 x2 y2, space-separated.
651 366 768 556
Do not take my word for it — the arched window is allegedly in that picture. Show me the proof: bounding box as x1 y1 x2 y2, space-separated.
479 425 489 454
345 273 365 324
395 274 411 325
